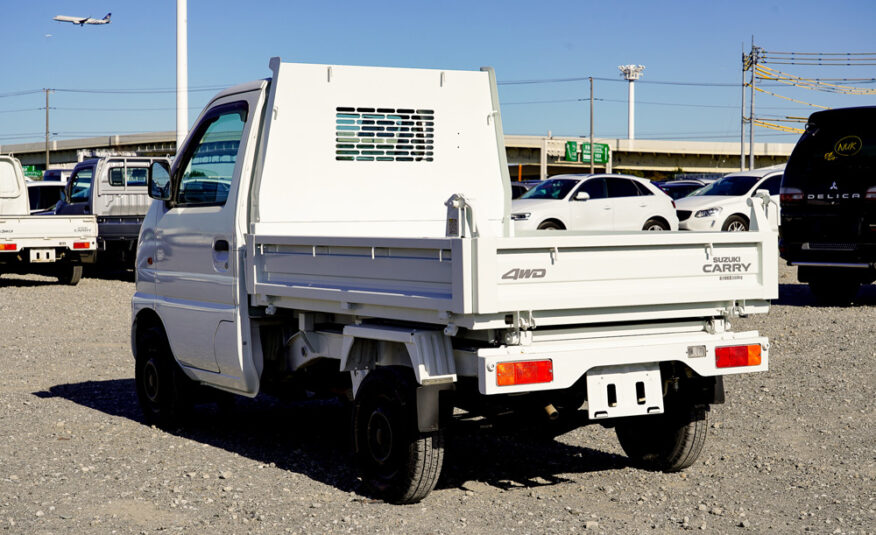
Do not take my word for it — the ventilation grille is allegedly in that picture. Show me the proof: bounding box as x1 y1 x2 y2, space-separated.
335 107 434 162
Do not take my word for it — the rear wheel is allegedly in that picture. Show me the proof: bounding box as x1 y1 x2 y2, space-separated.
56 263 83 285
353 366 444 504
615 401 708 472
721 215 748 232
642 218 669 231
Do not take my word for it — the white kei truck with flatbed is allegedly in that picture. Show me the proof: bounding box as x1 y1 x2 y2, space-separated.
132 59 778 504
0 156 97 284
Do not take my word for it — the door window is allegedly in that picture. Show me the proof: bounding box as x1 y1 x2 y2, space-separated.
607 178 642 198
576 178 607 199
176 103 248 206
68 167 93 203
758 175 782 195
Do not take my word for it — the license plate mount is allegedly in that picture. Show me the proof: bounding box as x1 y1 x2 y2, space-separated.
586 363 664 419
29 248 56 263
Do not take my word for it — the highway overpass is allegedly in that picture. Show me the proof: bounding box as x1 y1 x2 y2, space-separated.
0 131 794 179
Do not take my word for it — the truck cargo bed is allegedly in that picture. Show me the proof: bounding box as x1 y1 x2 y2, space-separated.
246 227 777 328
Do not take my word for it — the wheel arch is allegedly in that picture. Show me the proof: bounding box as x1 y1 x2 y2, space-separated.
131 307 166 361
722 213 749 230
537 218 566 230
643 216 671 230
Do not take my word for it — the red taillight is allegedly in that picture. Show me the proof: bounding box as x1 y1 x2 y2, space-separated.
715 345 762 368
73 241 91 250
866 186 876 200
0 243 16 251
779 187 804 203
496 359 553 386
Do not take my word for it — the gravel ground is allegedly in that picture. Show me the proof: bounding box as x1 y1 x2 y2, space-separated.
0 263 873 534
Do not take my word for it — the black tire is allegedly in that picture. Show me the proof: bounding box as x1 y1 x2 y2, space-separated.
57 264 83 285
353 366 444 504
721 215 748 232
537 220 563 230
808 279 860 306
134 325 196 429
615 402 708 472
642 218 669 231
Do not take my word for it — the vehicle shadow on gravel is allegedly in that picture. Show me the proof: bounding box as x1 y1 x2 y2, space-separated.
83 265 135 282
0 276 59 287
777 282 876 307
39 379 629 497
440 417 629 491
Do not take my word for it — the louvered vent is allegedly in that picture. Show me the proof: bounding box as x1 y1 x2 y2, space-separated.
335 107 435 162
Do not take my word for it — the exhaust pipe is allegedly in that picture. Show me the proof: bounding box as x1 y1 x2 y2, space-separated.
544 403 559 421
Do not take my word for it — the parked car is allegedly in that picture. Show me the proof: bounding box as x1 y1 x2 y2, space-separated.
511 174 678 231
674 166 784 231
26 181 66 214
42 168 72 183
656 179 705 200
510 180 541 199
779 106 876 305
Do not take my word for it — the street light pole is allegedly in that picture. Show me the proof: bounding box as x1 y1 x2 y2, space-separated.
176 0 188 150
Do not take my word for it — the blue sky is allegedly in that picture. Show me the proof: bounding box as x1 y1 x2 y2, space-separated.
1 0 874 146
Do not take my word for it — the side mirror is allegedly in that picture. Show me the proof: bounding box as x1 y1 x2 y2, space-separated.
574 191 591 201
148 161 172 201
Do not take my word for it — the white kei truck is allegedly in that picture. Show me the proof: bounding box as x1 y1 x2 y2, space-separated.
0 156 97 284
132 59 778 503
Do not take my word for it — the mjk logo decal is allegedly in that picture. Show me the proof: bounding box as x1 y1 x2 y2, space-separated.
834 136 862 157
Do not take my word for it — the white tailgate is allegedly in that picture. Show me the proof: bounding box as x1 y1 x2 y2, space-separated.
474 229 778 313
0 216 98 250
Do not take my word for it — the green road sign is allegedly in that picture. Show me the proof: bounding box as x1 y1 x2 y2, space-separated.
580 142 610 165
22 165 41 179
564 141 578 162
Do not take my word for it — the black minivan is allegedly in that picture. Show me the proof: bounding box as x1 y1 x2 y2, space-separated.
780 106 876 304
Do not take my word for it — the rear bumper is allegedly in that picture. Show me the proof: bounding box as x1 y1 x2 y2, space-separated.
472 328 768 396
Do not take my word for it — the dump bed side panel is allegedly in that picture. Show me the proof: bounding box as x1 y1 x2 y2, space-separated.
477 230 778 313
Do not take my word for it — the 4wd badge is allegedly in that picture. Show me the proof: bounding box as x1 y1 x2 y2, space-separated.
502 268 547 280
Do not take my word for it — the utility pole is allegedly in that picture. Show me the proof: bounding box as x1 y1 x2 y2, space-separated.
749 37 757 170
176 0 188 150
618 65 645 141
589 77 594 174
741 47 747 171
44 88 53 170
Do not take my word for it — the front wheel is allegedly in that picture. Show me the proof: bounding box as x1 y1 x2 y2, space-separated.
537 220 563 230
134 325 196 429
642 218 669 231
721 215 748 232
353 366 444 504
615 402 708 472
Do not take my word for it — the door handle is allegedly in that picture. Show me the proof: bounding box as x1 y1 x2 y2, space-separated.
213 239 229 252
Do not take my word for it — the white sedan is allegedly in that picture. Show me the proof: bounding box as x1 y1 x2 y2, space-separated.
674 166 783 231
511 174 678 231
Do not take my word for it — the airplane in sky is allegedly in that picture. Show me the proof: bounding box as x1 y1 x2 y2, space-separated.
53 13 111 26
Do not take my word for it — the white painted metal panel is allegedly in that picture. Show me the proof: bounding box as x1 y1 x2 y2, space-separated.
0 157 29 216
254 62 506 238
477 230 778 314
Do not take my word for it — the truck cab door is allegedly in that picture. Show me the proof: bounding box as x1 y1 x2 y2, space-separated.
152 89 264 391
57 165 95 215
